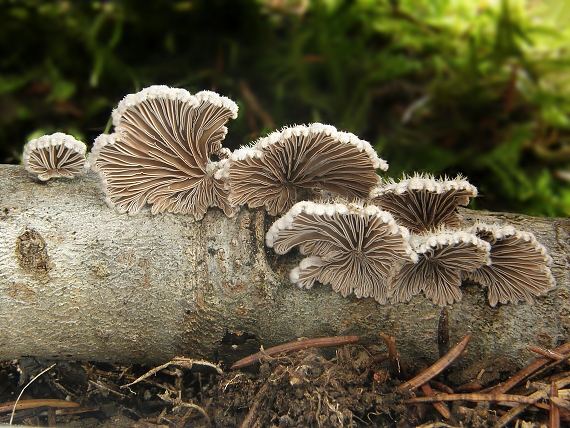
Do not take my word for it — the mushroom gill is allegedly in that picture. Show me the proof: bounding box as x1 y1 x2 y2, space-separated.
89 85 238 219
23 133 87 181
463 223 556 306
266 201 417 303
389 229 491 306
371 173 477 233
217 123 388 216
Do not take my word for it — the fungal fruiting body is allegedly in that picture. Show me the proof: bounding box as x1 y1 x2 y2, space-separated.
24 84 554 309
89 85 238 219
266 201 418 303
389 229 491 306
23 133 87 181
216 123 388 216
463 224 556 306
371 174 478 233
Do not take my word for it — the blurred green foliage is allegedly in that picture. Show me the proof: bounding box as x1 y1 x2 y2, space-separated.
1 0 570 216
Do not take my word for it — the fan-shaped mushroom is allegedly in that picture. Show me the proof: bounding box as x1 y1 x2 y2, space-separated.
371 173 477 233
266 201 417 303
463 224 556 306
389 229 491 306
23 133 87 181
217 123 388 216
89 85 238 219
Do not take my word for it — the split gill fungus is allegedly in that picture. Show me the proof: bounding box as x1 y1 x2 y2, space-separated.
89 85 238 220
23 133 88 181
22 84 556 308
463 223 555 307
388 229 491 306
265 201 417 304
216 123 388 216
371 173 478 233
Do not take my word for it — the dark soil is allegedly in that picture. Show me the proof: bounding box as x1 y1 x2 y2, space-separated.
0 343 565 427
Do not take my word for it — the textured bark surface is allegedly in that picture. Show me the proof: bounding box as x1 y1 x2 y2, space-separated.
0 164 569 368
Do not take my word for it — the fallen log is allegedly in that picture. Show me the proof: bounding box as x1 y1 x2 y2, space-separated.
0 164 568 367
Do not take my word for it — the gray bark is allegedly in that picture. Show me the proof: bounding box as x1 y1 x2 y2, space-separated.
0 164 569 368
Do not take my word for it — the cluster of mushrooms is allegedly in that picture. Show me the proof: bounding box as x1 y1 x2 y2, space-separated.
22 85 556 307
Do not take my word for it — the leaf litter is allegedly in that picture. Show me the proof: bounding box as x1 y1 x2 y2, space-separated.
0 334 569 427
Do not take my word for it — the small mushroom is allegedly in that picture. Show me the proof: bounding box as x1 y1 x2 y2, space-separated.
463 223 556 306
23 133 87 181
389 229 491 306
89 85 238 219
371 173 477 233
217 123 388 216
266 201 417 303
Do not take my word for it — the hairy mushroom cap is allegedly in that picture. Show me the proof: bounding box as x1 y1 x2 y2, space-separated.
89 85 238 219
23 133 87 181
371 173 477 233
216 123 388 216
266 201 417 303
463 223 556 306
389 229 491 306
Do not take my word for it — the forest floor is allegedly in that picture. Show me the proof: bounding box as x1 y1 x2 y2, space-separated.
0 335 567 427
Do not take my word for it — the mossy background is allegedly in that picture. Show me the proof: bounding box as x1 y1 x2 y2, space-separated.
1 0 570 216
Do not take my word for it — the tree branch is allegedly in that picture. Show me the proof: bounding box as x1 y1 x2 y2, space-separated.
0 165 568 367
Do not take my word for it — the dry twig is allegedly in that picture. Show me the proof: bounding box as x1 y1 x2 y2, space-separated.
495 373 570 427
404 393 537 405
428 380 454 394
420 382 451 419
398 334 471 392
230 336 360 370
9 363 57 424
122 357 222 389
437 307 449 358
528 345 567 361
492 342 570 394
0 399 79 414
380 333 407 379
551 396 570 412
550 381 560 428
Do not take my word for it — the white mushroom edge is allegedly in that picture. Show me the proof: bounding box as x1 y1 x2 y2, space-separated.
371 172 477 198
